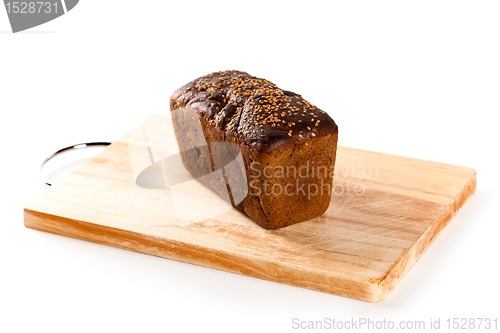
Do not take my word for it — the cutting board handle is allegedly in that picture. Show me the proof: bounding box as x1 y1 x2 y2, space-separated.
40 142 112 186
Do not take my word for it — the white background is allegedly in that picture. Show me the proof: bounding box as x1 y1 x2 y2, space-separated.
1 1 499 332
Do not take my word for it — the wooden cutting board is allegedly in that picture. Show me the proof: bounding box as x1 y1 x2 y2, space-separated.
24 116 476 302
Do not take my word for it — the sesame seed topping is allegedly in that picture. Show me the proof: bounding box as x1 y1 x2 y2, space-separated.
180 70 330 142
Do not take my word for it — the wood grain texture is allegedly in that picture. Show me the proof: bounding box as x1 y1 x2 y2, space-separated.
24 116 476 302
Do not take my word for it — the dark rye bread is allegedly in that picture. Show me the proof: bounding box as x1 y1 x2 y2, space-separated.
170 70 338 229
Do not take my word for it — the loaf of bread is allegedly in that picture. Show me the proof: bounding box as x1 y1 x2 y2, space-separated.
170 70 338 229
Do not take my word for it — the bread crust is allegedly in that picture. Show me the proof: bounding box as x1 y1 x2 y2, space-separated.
170 70 338 229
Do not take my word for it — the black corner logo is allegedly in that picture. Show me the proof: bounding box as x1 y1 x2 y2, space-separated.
3 0 79 33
